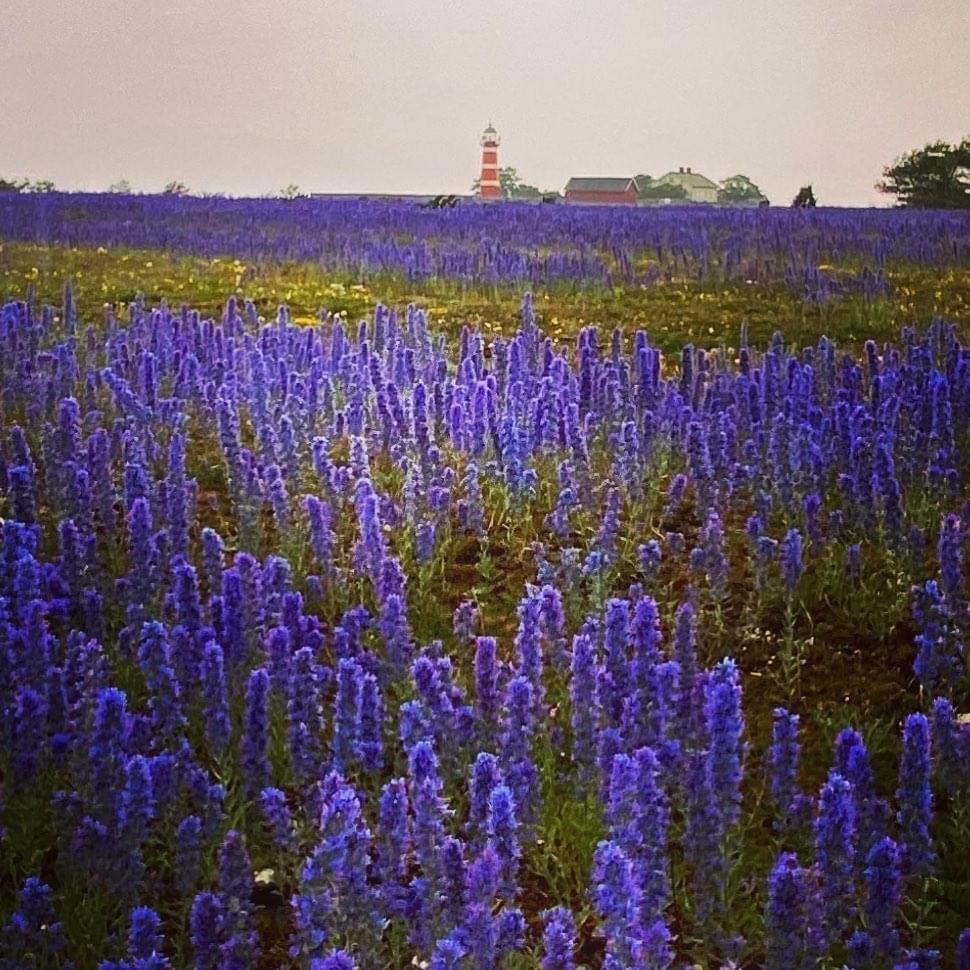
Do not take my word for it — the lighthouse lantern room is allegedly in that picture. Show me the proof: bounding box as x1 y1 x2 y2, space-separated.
479 123 502 200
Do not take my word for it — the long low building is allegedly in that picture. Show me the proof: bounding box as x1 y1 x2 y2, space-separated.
309 193 473 203
564 177 641 204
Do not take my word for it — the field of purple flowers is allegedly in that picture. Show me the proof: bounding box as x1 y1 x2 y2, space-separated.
2 198 970 968
2 193 969 302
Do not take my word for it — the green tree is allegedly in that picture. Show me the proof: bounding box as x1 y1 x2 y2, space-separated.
280 184 303 199
26 179 56 193
162 180 190 196
639 181 688 201
718 174 766 204
108 179 132 193
791 185 817 207
471 166 543 198
877 138 970 208
509 181 542 199
0 177 26 193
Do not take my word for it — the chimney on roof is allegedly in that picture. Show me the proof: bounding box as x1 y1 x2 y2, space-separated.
678 166 684 173
686 167 692 174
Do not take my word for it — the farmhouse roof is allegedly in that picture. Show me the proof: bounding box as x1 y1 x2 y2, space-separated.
657 168 718 190
565 177 638 193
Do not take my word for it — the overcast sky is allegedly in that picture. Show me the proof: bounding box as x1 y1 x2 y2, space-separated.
4 0 968 205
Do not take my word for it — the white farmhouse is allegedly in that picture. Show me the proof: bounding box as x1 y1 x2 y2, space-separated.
654 167 719 203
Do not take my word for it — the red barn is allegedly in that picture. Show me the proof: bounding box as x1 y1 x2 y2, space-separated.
564 176 640 204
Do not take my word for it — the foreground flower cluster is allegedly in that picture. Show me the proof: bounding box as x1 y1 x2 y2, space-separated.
1 288 969 967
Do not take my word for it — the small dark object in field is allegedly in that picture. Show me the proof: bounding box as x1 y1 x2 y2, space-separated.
252 874 285 910
419 195 459 209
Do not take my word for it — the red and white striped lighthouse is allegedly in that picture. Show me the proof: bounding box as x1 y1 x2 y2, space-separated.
478 123 502 200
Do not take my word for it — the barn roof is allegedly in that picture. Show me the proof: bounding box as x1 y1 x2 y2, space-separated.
657 170 718 190
565 177 637 193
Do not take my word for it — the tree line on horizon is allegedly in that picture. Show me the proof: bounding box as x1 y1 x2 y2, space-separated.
3 137 968 207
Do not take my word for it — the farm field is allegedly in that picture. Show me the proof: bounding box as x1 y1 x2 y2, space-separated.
2 194 970 968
